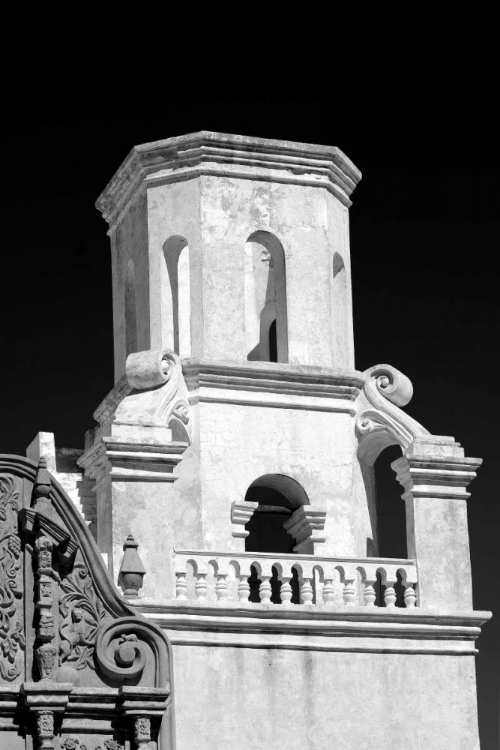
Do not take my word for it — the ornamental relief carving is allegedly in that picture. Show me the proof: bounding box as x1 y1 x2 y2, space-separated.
0 474 25 682
61 738 123 750
59 561 106 672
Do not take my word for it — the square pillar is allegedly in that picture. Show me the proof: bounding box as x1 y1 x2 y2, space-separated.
392 436 481 610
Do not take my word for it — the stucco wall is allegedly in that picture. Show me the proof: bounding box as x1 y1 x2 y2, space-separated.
171 645 480 750
173 400 376 559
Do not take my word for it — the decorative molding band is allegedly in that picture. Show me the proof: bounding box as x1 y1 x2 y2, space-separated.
183 360 362 413
392 454 482 501
133 602 491 655
81 438 188 484
96 131 362 228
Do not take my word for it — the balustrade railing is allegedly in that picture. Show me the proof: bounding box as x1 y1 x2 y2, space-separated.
173 551 418 609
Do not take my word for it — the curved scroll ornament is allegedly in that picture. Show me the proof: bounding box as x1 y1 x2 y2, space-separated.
95 616 170 686
0 474 25 681
356 365 429 462
59 562 106 671
124 347 193 442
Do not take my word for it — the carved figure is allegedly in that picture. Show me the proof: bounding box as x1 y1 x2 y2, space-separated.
59 563 105 671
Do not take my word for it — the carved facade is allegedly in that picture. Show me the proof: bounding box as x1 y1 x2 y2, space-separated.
0 457 172 750
1 132 491 749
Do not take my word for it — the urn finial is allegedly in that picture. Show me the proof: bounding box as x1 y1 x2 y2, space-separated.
118 534 146 597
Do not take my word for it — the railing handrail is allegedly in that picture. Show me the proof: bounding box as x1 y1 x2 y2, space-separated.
174 549 417 567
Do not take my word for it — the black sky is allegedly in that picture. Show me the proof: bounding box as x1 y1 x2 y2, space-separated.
2 98 499 746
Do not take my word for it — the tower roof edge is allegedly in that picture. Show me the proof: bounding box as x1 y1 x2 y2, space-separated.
96 131 362 227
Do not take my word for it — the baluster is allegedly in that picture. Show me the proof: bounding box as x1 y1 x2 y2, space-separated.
384 580 397 608
280 577 293 606
215 573 229 602
404 584 417 608
363 578 377 607
175 571 188 600
259 576 272 604
322 579 335 606
238 575 250 602
195 573 208 601
300 577 314 606
342 578 356 606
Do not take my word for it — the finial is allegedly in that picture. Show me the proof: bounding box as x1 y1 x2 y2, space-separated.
118 533 146 598
34 456 52 499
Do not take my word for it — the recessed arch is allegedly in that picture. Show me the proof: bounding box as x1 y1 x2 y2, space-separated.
244 231 288 363
161 236 191 358
244 474 309 554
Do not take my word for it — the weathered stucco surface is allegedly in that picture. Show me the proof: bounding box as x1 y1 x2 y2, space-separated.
172 646 480 750
58 132 490 749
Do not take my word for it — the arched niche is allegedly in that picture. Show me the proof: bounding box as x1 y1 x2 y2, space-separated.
244 231 288 363
161 236 191 358
331 251 349 368
125 258 138 356
244 474 309 554
358 434 408 559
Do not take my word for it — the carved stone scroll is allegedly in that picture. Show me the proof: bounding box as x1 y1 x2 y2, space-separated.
355 364 429 462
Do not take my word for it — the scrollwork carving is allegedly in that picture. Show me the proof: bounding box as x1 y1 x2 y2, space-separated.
123 348 193 442
356 364 429 462
0 474 25 681
59 562 106 672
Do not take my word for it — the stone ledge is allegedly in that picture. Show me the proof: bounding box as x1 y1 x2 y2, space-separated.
134 604 492 655
97 131 362 226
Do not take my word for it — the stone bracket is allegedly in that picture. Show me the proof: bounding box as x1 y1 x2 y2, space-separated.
284 507 327 553
231 500 258 538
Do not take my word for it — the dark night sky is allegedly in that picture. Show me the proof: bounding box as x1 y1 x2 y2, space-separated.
2 98 499 746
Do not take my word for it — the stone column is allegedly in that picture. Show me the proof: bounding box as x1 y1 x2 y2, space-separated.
392 436 481 610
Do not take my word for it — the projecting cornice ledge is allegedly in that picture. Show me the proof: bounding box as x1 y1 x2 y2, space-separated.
96 131 363 227
182 359 363 413
133 602 492 656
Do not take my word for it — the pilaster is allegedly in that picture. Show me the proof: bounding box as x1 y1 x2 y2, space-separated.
393 435 482 610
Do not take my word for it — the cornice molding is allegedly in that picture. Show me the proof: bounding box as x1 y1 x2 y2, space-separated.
96 131 363 228
183 359 363 413
132 601 491 655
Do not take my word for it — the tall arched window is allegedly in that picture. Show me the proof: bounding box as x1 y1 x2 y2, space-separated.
244 231 288 363
125 258 137 356
161 236 191 357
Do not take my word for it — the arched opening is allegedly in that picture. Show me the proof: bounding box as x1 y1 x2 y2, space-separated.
373 445 407 558
331 251 349 368
161 236 191 358
244 231 288 363
125 259 137 356
244 474 309 553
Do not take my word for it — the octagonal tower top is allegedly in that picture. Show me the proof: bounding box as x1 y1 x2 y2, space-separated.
97 132 362 382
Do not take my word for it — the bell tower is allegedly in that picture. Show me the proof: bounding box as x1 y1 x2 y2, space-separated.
99 131 359 380
75 132 490 750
